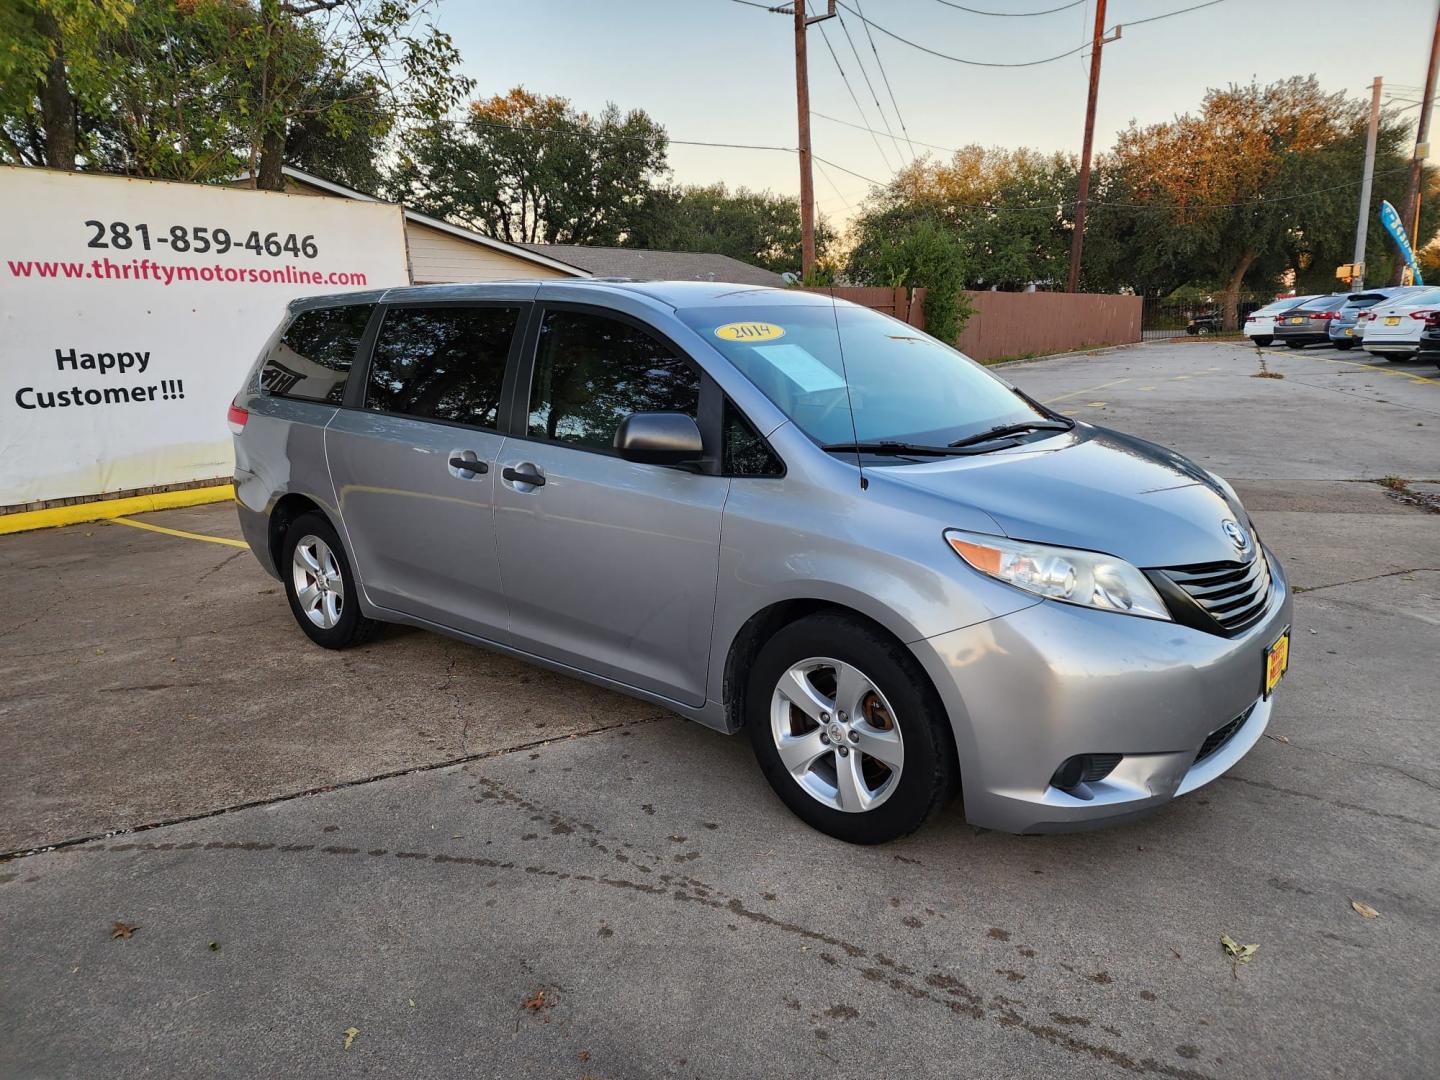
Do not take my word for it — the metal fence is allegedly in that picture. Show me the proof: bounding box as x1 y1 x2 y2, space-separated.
1141 295 1267 340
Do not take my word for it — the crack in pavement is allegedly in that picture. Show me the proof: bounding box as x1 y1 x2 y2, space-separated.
1263 738 1440 795
0 714 667 862
1219 773 1439 832
1292 567 1440 594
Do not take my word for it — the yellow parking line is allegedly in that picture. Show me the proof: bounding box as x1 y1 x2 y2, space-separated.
1296 354 1439 385
110 516 249 549
1043 377 1131 405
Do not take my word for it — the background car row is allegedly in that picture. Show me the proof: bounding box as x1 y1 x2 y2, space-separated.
1245 286 1440 360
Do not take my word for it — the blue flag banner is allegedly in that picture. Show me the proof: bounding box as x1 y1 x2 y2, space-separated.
1379 199 1423 285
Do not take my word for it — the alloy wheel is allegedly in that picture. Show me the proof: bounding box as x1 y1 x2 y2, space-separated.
291 534 344 630
769 657 904 813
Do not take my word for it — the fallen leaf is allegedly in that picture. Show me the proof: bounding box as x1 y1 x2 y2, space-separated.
111 921 138 939
579 1050 591 1063
343 1027 359 1051
1263 733 1290 744
407 999 416 1008
1220 933 1258 962
208 941 220 952
1350 900 1379 920
521 989 547 1011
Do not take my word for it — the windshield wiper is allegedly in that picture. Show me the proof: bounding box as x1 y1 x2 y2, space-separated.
821 441 993 458
948 418 1073 449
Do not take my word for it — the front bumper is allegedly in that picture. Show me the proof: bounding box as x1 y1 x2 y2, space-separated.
913 549 1292 833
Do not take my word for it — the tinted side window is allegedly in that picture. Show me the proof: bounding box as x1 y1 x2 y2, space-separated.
527 309 700 450
261 304 372 403
366 305 519 428
724 401 783 476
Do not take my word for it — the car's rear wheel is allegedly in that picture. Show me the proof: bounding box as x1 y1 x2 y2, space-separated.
746 613 957 844
281 511 379 649
1252 335 1272 347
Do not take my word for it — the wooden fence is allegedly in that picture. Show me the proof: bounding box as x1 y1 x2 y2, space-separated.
797 286 1142 362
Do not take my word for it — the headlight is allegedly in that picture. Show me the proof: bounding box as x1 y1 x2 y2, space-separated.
944 529 1172 621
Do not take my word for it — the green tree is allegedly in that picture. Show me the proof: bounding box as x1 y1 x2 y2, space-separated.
847 214 973 342
0 0 132 168
389 88 669 245
629 183 831 273
848 146 1076 292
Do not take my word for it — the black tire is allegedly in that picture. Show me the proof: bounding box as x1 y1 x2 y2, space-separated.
745 612 958 844
1285 340 1306 349
1252 335 1272 347
1334 340 1355 350
280 511 380 649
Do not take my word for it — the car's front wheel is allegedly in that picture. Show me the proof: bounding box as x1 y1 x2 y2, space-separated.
1286 340 1306 349
746 613 957 844
281 511 380 649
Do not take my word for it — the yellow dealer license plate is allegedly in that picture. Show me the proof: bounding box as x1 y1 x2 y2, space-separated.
1345 327 1354 336
1287 316 1304 324
1386 316 1401 325
1264 629 1290 698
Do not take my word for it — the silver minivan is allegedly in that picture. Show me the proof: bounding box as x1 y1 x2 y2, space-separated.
230 280 1292 843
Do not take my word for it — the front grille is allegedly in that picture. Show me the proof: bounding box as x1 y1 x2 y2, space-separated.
1195 706 1253 764
1152 551 1273 636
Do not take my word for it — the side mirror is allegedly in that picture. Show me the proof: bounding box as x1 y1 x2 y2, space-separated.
614 411 704 467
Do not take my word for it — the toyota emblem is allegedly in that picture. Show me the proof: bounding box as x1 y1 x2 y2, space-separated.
1221 519 1249 551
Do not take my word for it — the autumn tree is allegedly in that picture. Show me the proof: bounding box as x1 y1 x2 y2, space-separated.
1083 77 1437 327
389 88 669 245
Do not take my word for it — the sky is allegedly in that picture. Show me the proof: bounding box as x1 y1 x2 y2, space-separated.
440 0 1439 224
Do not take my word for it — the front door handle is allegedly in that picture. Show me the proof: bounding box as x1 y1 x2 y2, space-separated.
502 465 546 487
449 455 488 474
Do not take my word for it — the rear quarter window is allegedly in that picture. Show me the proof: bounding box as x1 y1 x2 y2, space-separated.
261 305 373 404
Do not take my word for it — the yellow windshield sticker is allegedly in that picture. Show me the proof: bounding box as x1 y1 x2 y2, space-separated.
714 321 785 342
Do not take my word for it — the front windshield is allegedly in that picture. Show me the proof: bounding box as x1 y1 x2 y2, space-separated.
680 304 1044 447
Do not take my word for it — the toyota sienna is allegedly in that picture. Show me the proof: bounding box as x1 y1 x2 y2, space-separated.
230 281 1291 843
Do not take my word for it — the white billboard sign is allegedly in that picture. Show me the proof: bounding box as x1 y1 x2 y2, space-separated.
0 167 410 507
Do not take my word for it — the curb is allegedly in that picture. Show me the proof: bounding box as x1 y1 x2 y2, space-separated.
0 484 235 537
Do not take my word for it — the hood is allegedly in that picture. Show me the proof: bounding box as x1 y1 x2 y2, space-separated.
868 424 1252 569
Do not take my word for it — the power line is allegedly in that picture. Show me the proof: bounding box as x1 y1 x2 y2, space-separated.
854 0 916 159
835 0 1091 67
932 0 1085 15
835 7 907 162
813 17 898 173
812 109 958 153
834 0 1232 68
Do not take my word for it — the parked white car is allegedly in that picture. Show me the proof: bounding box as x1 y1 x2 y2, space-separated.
1358 286 1440 359
1244 295 1319 346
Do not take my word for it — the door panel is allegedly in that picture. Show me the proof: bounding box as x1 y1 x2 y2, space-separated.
324 300 526 641
494 441 727 706
327 413 509 640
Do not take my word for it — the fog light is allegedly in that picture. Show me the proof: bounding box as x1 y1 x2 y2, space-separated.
1050 753 1122 791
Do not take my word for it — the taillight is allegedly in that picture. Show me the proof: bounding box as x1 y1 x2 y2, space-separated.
1426 312 1440 327
1408 309 1435 320
227 398 249 435
1245 316 1256 323
1313 311 1339 320
1356 311 1373 321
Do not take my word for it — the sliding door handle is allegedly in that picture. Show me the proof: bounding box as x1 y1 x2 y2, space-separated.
502 465 546 487
448 455 488 475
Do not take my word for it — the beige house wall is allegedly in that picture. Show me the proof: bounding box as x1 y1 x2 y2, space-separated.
404 221 569 284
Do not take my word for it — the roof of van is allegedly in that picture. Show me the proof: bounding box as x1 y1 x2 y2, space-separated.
291 279 856 312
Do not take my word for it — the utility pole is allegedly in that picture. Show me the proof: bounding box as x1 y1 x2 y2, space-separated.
1395 2 1440 285
1353 76 1383 291
1067 0 1113 294
789 1 835 280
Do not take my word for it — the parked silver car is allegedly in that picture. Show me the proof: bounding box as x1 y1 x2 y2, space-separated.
230 281 1292 843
